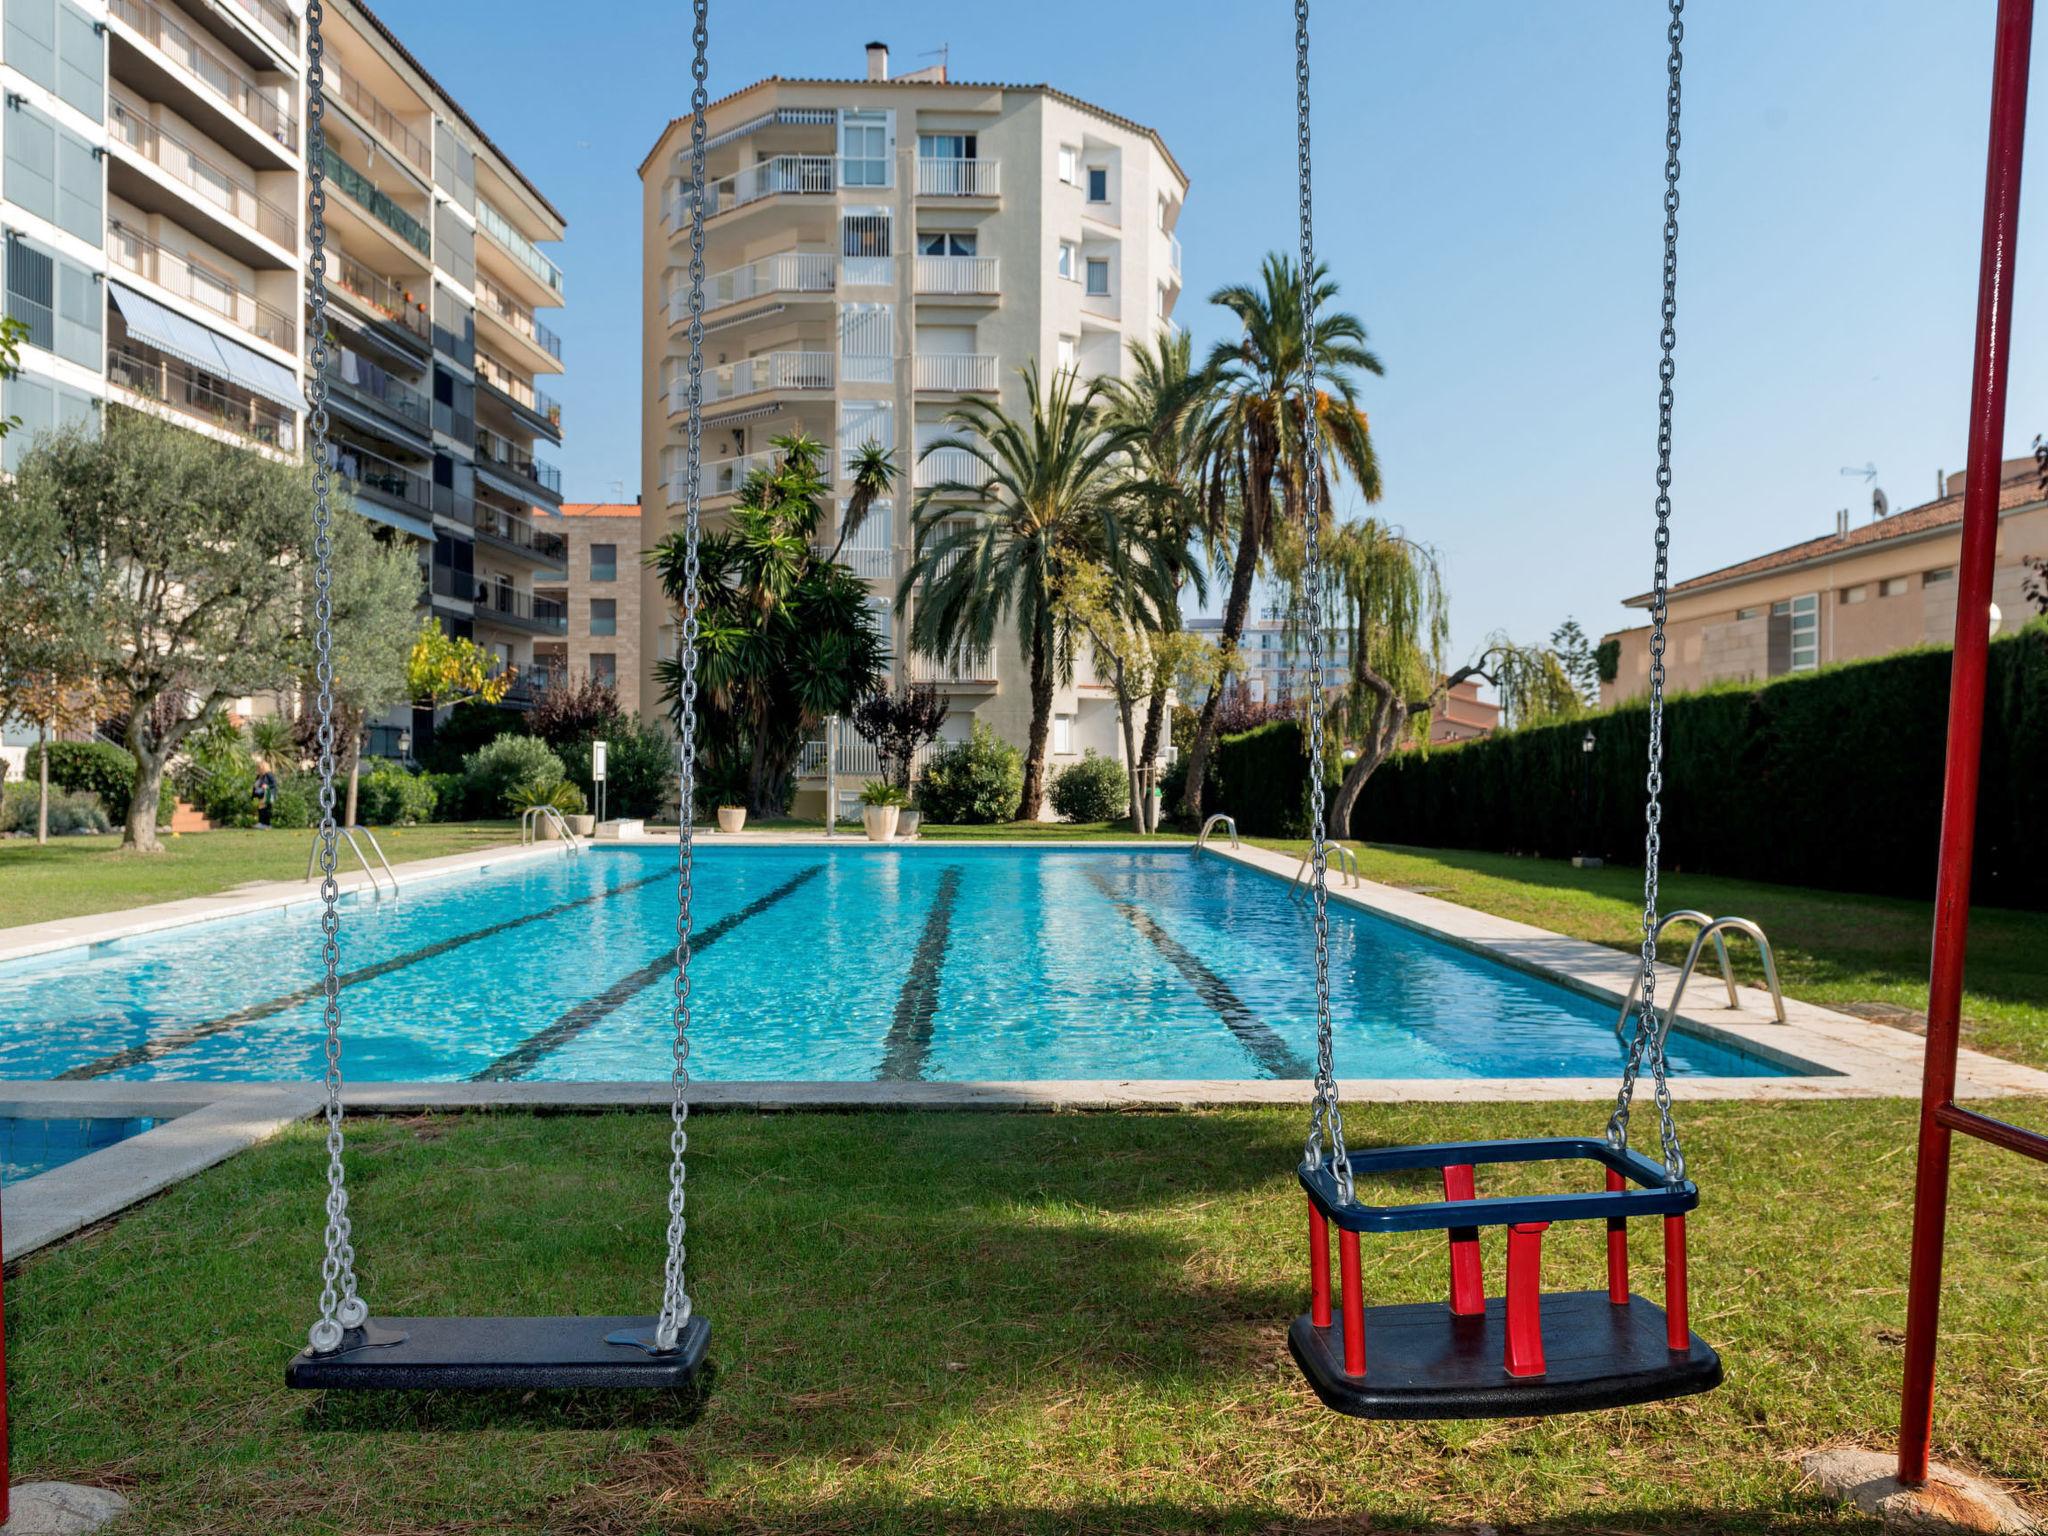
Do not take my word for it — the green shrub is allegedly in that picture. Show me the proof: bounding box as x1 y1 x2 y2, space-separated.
1 783 111 836
418 702 527 775
858 779 910 809
1049 751 1130 822
421 772 469 822
917 723 1023 824
463 734 565 816
508 777 586 816
24 740 160 821
198 761 260 828
1208 719 1343 838
357 762 437 826
271 773 317 830
563 717 675 821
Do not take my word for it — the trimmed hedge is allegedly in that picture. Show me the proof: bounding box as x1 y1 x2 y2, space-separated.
1208 719 1340 838
1349 625 2048 908
24 741 174 824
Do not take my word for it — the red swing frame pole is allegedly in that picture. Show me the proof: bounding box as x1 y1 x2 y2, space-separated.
1896 0 2042 1490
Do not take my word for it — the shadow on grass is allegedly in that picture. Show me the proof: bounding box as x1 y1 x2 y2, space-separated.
302 1362 718 1433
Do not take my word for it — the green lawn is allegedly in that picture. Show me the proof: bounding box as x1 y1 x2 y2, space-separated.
0 823 523 929
10 1102 2042 1534
1256 840 2048 1073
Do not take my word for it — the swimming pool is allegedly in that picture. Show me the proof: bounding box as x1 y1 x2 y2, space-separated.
0 846 1798 1083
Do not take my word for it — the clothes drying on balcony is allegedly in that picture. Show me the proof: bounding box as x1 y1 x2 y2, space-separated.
109 283 307 413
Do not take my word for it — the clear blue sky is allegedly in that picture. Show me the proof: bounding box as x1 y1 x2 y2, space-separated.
376 0 2047 662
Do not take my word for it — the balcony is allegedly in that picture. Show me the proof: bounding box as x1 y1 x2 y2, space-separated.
695 351 834 408
107 219 295 354
475 275 563 364
107 95 296 255
322 145 431 257
475 427 566 506
472 502 567 566
429 563 476 603
225 0 295 52
330 250 431 346
326 59 432 179
108 0 297 154
916 158 1001 198
108 341 296 450
677 450 778 504
914 354 998 393
914 446 985 489
327 439 432 521
692 155 839 223
476 351 563 435
798 736 933 782
329 345 431 437
477 199 565 297
913 255 1000 296
689 251 837 321
471 579 568 636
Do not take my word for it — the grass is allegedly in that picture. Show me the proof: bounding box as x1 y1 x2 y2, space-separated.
0 823 523 930
10 1102 2043 1534
1255 839 2048 1073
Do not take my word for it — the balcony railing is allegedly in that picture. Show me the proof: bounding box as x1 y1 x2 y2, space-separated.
916 157 1001 198
476 351 562 429
691 251 836 319
913 354 997 393
798 737 934 781
472 501 568 562
332 250 430 342
322 145 431 256
226 0 295 50
107 218 295 353
327 439 432 516
913 254 1000 296
108 94 297 250
429 563 476 601
330 345 430 432
1169 232 1183 276
108 341 296 450
109 0 297 152
477 199 565 295
695 351 834 406
475 275 563 361
928 645 997 684
470 579 567 635
696 155 839 220
475 428 566 501
326 60 431 178
914 445 985 489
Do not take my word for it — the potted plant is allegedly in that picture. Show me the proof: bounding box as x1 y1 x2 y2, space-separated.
717 805 747 833
897 803 922 838
858 780 908 842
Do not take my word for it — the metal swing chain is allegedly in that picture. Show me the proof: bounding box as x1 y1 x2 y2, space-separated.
304 0 366 1356
1292 0 1351 1205
655 0 710 1355
1607 0 1688 1185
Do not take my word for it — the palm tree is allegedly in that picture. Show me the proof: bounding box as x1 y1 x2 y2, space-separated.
1103 330 1213 781
1175 253 1384 822
899 363 1155 820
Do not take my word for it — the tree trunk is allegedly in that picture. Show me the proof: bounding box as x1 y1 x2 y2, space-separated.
36 721 50 845
1176 499 1264 823
1140 679 1168 784
1018 618 1055 822
124 751 169 854
1120 700 1145 834
343 754 361 829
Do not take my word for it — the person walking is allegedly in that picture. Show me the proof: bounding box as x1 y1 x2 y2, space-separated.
252 759 279 829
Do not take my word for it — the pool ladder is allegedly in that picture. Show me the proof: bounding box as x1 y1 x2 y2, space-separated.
1614 910 1788 1039
303 825 400 899
1194 814 1239 852
1289 844 1361 898
520 805 586 853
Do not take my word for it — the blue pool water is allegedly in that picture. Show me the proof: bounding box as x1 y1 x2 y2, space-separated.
0 847 1800 1083
0 1116 159 1182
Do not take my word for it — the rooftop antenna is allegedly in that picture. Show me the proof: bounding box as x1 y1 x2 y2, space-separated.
1872 487 1890 521
919 43 950 76
1840 462 1878 483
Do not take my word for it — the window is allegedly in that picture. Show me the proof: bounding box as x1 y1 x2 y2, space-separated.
1053 714 1074 755
589 652 616 685
1924 567 1956 586
0 374 87 470
6 231 97 367
1086 166 1109 202
1156 283 1169 319
1735 606 1762 621
1841 584 1868 604
1769 593 1819 674
918 133 976 161
4 100 57 225
589 542 617 582
1056 241 1079 281
588 598 617 637
1056 335 1077 374
842 209 891 257
1084 256 1110 296
917 231 976 257
1058 145 1079 185
56 1 102 124
53 251 96 367
1880 576 1910 598
5 0 56 92
840 110 890 188
54 123 99 243
1157 194 1169 231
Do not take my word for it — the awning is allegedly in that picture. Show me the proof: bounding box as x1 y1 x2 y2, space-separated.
110 283 307 414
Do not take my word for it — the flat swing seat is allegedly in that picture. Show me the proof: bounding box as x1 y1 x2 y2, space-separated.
1292 1137 1723 1419
285 1314 711 1392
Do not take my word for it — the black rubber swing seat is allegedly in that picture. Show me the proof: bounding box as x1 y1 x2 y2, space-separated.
285 1314 711 1392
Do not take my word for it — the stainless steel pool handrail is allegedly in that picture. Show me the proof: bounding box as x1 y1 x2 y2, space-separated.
303 825 397 897
1614 911 1788 1039
1291 843 1359 897
520 804 584 852
1196 814 1239 851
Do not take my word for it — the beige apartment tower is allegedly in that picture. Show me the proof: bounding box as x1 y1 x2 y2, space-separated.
636 42 1188 814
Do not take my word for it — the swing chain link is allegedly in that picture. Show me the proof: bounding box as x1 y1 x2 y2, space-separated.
1292 0 1351 1205
655 0 710 1355
304 0 365 1356
1608 0 1688 1186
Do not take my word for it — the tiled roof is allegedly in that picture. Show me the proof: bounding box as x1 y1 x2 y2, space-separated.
557 502 640 518
638 75 1187 186
1624 469 2046 607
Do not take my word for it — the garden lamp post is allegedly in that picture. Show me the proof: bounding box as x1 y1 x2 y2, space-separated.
1574 727 1598 868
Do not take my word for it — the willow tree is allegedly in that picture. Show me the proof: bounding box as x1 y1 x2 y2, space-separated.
1310 519 1579 834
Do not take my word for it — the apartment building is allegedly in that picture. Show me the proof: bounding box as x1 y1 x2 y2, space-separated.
0 0 567 754
1187 612 1349 707
1602 456 2048 705
536 501 643 715
636 41 1188 815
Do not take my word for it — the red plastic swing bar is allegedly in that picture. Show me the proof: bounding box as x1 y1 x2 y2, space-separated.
1897 0 2045 1491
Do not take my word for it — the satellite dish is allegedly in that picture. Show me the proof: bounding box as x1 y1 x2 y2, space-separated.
1873 487 1890 520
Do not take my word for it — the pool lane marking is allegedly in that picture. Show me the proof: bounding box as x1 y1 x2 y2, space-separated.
471 864 823 1082
1084 869 1311 1080
56 867 678 1082
876 865 964 1082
